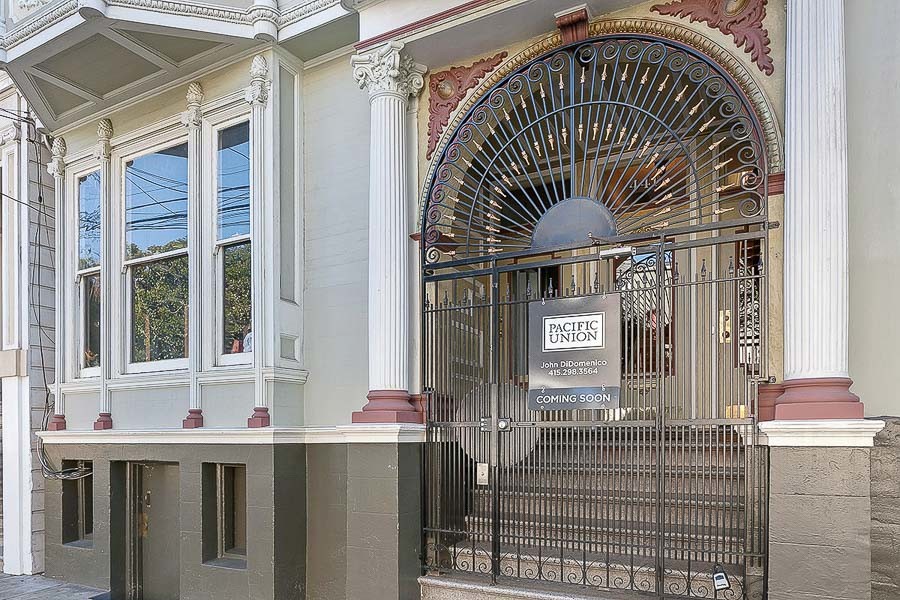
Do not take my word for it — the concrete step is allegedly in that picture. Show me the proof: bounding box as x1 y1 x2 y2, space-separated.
420 574 637 600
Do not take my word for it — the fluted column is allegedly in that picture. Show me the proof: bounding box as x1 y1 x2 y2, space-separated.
245 56 272 428
181 84 204 428
94 119 114 430
46 138 67 431
351 41 426 423
779 0 861 419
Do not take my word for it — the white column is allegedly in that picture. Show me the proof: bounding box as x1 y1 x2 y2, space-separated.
245 55 273 427
181 84 205 428
351 41 425 423
47 138 67 429
779 0 862 419
94 119 114 429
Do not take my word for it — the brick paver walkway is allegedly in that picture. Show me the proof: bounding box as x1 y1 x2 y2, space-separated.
0 575 104 599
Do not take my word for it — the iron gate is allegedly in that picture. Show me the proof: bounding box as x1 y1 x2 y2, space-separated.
420 32 772 599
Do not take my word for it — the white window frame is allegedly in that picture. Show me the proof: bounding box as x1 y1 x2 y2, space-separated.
119 135 190 375
202 107 253 370
70 164 102 379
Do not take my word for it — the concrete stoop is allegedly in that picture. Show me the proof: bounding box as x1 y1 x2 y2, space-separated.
419 574 641 600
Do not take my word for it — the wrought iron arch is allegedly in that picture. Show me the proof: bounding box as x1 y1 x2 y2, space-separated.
421 34 768 266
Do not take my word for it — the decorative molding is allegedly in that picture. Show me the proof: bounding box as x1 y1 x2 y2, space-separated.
46 136 66 177
3 0 79 49
94 118 113 160
0 122 21 146
355 0 495 51
418 16 784 223
180 82 203 129
650 0 774 76
425 51 506 160
244 55 270 106
37 424 428 445
182 408 203 428
759 419 885 448
247 405 270 427
767 170 784 195
555 5 590 44
93 412 113 430
277 0 338 26
351 40 426 100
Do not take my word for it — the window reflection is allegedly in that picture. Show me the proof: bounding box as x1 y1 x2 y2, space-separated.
82 273 100 368
78 173 101 269
217 122 250 240
125 144 188 260
222 242 252 355
130 254 188 363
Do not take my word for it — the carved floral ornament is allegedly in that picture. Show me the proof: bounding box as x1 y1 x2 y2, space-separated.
650 0 773 75
351 41 426 99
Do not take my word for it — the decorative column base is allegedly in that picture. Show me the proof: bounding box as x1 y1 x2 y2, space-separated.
93 413 113 430
352 390 424 424
775 377 863 420
758 382 784 422
247 406 270 428
182 409 204 429
47 414 67 431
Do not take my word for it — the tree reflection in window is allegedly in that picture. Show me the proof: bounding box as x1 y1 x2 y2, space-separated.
125 143 189 363
217 122 252 356
77 172 101 369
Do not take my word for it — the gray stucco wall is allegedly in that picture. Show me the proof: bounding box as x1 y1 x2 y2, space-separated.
43 443 307 600
871 417 900 600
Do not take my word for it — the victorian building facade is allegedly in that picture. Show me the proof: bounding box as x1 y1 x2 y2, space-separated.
0 0 896 599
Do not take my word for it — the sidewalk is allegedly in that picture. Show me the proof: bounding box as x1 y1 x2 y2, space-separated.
0 575 104 599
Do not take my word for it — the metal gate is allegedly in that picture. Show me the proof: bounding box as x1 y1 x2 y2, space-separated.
420 33 771 599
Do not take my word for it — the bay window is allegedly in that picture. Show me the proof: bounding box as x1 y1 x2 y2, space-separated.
124 142 189 368
215 121 252 362
76 171 101 373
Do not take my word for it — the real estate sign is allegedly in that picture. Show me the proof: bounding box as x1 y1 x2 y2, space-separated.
527 294 622 411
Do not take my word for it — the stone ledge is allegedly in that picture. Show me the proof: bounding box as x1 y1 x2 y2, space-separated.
420 574 639 600
759 419 885 447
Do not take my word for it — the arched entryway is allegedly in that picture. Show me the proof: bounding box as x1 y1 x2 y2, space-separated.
421 32 770 599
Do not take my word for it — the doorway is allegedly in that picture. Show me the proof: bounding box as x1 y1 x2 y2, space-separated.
126 462 180 600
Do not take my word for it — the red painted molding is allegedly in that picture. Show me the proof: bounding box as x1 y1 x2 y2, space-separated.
182 408 204 429
774 377 863 420
651 0 774 76
47 414 67 431
426 52 507 160
355 0 498 51
93 412 113 430
767 171 784 195
556 7 589 44
757 381 783 422
248 406 270 428
352 390 424 424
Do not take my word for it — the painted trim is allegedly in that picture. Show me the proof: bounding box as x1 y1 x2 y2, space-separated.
37 423 427 444
759 419 885 447
354 0 497 50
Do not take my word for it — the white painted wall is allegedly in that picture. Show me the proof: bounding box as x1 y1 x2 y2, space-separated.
302 54 371 425
846 0 900 418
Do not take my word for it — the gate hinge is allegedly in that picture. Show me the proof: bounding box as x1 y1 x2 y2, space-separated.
766 220 780 230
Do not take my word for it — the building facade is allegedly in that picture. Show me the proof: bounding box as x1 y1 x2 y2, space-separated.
0 0 896 599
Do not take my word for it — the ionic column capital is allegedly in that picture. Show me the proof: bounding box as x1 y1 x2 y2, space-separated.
352 41 426 101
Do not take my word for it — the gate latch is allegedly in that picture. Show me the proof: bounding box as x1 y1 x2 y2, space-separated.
479 417 511 432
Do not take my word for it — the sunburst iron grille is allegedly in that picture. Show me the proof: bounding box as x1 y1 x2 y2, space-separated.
423 36 767 265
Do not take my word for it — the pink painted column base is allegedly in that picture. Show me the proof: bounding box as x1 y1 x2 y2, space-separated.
182 409 204 429
47 414 67 431
93 413 113 430
775 377 863 420
247 406 270 428
352 390 424 424
757 382 784 422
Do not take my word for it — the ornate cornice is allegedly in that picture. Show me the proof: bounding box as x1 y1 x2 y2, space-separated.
46 136 66 177
352 41 426 100
651 0 773 75
244 55 270 106
94 118 113 160
180 82 203 128
419 17 783 221
2 0 339 49
425 51 506 160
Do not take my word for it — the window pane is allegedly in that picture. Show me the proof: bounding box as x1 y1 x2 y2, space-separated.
217 122 250 240
125 143 188 260
82 273 100 368
78 173 101 270
222 242 252 355
131 255 188 362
